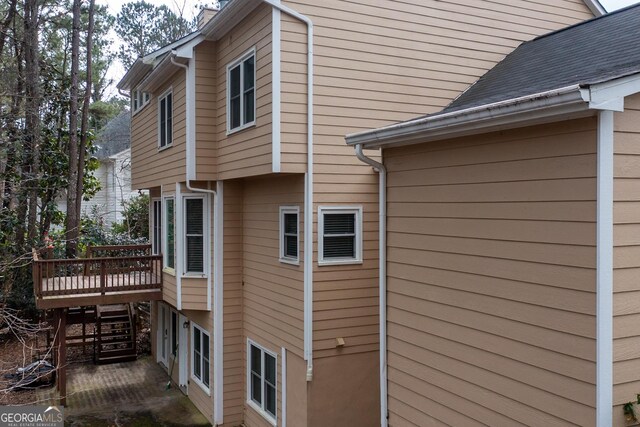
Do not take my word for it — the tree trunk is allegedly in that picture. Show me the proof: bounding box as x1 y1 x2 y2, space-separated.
76 0 95 230
65 0 82 258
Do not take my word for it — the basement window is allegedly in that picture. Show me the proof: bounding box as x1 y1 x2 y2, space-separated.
247 340 277 424
227 49 256 133
318 207 363 265
279 206 299 264
192 323 210 392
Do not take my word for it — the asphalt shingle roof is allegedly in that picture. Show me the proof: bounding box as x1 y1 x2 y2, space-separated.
444 3 640 113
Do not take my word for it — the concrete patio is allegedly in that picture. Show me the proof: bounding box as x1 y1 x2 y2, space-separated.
37 356 210 426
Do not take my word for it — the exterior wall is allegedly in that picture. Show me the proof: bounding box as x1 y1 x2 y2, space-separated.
183 308 214 423
383 118 598 426
613 93 640 425
216 5 274 180
131 70 187 189
276 0 595 363
241 174 305 425
195 41 218 181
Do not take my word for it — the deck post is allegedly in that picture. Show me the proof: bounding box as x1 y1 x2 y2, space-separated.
100 259 106 295
54 308 67 406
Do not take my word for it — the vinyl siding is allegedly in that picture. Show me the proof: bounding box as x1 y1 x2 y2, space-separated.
242 174 305 425
131 71 186 189
613 93 640 426
216 5 273 180
184 309 214 422
384 118 598 426
277 0 594 359
195 41 218 180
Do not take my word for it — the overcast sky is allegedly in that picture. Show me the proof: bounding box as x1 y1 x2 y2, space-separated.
99 0 640 98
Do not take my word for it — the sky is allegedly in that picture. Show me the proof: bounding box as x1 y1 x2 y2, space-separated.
99 0 640 98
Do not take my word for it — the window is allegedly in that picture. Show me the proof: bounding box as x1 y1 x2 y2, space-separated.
158 90 173 149
192 323 210 391
279 206 299 264
131 89 150 114
170 310 178 358
152 199 162 255
318 207 362 265
164 198 175 270
247 340 277 423
159 303 168 365
227 50 255 133
184 197 205 274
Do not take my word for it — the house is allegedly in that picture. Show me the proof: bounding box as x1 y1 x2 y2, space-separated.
57 112 139 227
113 0 603 425
346 4 640 426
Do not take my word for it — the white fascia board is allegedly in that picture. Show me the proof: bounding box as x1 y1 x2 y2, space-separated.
346 85 590 149
201 0 261 41
173 35 206 59
142 31 201 63
117 59 153 91
588 73 640 111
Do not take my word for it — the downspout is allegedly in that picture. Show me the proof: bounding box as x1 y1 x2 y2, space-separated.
354 144 387 427
261 0 315 381
596 109 614 427
171 54 224 425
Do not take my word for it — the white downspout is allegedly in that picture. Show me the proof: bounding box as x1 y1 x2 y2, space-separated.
354 144 387 427
171 54 224 425
261 0 315 381
596 109 614 427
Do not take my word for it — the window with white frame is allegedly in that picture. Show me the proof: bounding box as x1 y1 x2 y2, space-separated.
227 50 255 132
131 89 150 113
164 198 175 270
247 340 277 422
318 207 362 265
152 199 162 255
192 323 210 390
279 206 299 264
184 196 205 274
158 90 173 149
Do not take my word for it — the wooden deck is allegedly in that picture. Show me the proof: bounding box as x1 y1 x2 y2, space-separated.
33 245 163 309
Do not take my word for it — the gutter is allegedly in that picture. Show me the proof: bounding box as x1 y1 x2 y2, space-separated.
354 145 387 427
260 0 315 382
171 53 224 425
346 85 591 148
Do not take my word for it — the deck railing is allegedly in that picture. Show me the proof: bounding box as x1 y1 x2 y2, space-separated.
32 245 163 299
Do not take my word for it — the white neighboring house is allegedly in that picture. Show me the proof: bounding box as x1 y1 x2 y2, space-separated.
57 149 142 228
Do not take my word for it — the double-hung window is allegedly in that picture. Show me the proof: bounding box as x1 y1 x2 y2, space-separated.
227 50 255 133
318 207 363 265
158 90 173 149
163 197 175 270
184 196 205 274
279 206 299 264
247 340 277 423
152 199 162 255
192 323 210 391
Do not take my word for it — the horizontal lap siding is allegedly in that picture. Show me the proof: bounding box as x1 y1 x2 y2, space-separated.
131 71 186 189
217 5 273 180
279 0 593 359
242 175 304 425
195 41 218 180
384 118 598 426
222 180 244 426
613 93 640 425
184 309 214 422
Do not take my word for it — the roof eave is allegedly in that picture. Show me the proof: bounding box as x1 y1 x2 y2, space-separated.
584 0 607 16
201 0 262 41
346 86 592 149
116 59 153 91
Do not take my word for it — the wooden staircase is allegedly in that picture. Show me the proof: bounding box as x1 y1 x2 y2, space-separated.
95 304 137 364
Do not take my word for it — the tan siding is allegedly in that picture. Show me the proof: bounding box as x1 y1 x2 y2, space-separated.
242 174 304 424
181 277 208 311
131 70 186 189
384 118 598 426
613 93 640 425
216 5 274 180
184 309 214 422
195 41 218 180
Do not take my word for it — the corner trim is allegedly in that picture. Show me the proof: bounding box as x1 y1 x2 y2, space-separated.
272 4 282 173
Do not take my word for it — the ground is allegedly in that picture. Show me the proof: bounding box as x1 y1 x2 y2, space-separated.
38 356 210 426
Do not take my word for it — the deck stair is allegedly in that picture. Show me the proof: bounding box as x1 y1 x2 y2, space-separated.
95 304 137 364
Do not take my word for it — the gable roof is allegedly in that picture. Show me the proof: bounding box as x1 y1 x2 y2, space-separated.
346 3 640 148
444 3 640 114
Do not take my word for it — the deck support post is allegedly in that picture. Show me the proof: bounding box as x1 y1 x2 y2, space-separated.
55 308 67 406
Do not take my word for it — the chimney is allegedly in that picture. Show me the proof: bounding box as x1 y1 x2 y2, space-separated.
197 7 219 29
